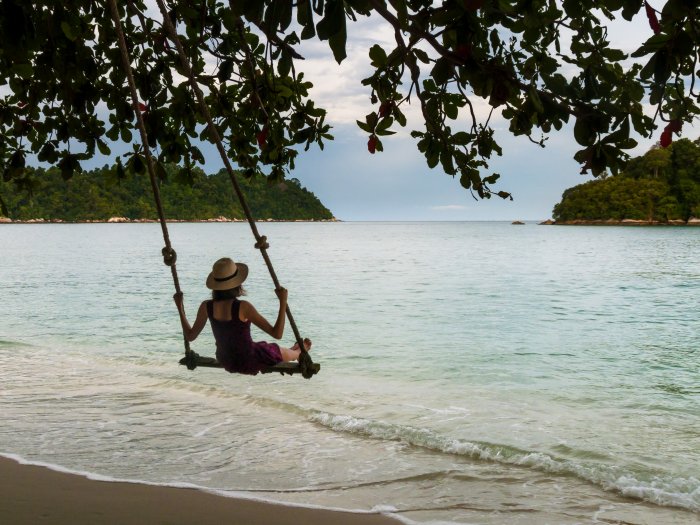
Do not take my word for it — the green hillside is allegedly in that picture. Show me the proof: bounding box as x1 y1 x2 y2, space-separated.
0 164 334 222
553 138 700 223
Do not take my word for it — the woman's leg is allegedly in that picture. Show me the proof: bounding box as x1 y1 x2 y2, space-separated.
279 338 312 362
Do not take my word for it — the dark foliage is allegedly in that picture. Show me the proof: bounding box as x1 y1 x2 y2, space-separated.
553 138 700 222
0 164 333 221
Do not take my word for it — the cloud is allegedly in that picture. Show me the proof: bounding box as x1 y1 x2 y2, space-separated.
431 205 468 211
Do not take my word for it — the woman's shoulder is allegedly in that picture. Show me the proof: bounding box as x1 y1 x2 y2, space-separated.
237 299 256 313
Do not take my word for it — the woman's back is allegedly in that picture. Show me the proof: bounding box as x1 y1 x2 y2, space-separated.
208 300 253 368
210 298 237 322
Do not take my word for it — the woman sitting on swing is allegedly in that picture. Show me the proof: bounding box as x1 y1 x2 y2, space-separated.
173 257 311 375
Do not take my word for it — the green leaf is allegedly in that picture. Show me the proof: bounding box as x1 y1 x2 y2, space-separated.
621 0 642 21
97 139 111 156
653 50 670 84
395 109 407 127
60 21 77 42
278 53 292 77
365 112 378 129
297 0 316 39
9 149 25 169
327 24 347 63
120 127 133 143
441 149 455 174
431 57 452 85
452 132 471 145
105 126 119 142
58 154 78 181
356 119 372 133
218 59 234 82
602 48 626 62
528 88 544 113
574 116 596 146
459 171 473 189
316 0 344 40
368 44 387 67
601 117 630 144
129 153 146 175
376 117 394 132
444 102 458 120
413 49 429 64
38 143 58 163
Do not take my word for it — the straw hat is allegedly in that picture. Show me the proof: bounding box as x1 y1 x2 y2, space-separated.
206 257 248 290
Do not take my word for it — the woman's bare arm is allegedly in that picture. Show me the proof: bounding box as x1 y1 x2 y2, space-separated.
239 287 288 339
174 293 208 342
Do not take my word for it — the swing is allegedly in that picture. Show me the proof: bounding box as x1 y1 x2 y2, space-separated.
108 0 320 379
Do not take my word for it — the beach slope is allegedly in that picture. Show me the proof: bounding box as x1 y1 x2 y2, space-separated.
0 457 399 525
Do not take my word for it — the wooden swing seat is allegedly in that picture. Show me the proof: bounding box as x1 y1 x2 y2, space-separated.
179 354 320 376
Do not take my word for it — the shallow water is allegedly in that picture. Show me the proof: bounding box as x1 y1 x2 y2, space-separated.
1 222 698 524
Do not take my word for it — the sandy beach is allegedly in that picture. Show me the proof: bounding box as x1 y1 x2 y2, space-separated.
0 457 399 525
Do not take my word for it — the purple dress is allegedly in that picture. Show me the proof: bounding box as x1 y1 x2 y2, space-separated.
207 299 283 375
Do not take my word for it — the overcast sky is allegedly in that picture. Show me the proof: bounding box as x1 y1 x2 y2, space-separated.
197 5 665 221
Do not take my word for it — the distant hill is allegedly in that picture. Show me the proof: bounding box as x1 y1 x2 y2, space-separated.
553 138 700 224
0 164 334 222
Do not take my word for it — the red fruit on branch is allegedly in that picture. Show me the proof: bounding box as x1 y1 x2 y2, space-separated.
138 102 148 113
660 128 672 148
666 119 682 133
660 119 682 148
368 135 377 154
455 44 472 61
257 126 269 149
645 1 661 34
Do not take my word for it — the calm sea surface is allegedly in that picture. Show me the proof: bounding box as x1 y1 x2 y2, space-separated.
1 222 698 524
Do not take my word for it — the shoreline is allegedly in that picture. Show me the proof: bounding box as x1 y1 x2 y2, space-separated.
3 217 700 225
0 456 400 525
0 216 339 224
540 218 700 226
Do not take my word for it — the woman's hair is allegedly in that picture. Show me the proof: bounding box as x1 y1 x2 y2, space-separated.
212 286 245 301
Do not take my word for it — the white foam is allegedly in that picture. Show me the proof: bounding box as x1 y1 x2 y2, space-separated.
309 412 700 513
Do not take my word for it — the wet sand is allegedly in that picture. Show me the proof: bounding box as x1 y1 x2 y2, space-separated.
0 457 399 525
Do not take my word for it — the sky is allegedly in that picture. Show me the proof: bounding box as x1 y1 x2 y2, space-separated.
9 3 674 221
191 5 664 221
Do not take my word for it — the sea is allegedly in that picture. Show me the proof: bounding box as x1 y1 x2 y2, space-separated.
0 222 698 525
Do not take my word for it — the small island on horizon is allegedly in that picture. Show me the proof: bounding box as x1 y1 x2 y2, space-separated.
0 164 335 224
549 137 700 226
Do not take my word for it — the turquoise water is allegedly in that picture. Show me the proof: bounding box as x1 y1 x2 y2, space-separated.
1 222 698 524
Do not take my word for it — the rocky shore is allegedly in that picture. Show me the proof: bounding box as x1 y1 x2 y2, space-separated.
0 215 340 224
539 218 700 226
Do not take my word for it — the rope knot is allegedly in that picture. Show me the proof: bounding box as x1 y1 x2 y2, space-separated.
254 236 269 250
299 350 319 379
162 246 177 266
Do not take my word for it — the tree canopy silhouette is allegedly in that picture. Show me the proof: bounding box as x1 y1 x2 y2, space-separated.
1 0 698 213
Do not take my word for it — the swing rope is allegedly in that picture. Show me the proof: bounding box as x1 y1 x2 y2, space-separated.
107 0 193 365
108 0 318 378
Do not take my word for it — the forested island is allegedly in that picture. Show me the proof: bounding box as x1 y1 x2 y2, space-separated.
552 138 700 225
0 164 334 222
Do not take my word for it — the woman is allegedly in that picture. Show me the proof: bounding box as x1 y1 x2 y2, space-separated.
173 257 311 375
